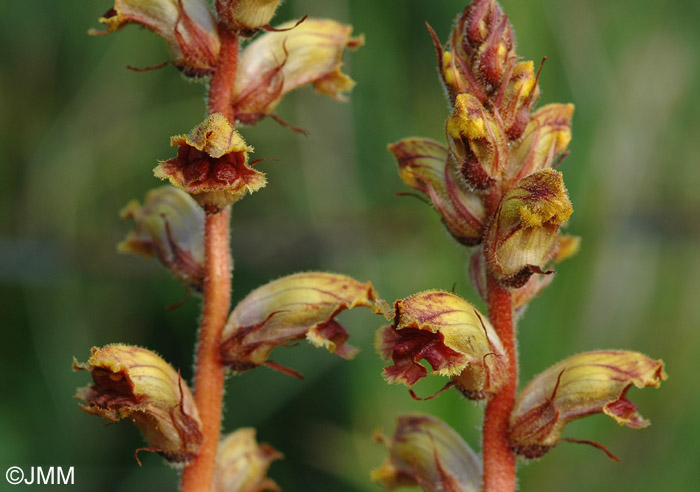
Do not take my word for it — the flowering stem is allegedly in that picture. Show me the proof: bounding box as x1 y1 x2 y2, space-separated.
180 27 239 492
482 273 517 492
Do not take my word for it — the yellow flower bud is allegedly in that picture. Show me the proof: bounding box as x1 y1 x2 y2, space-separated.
372 414 481 492
509 350 667 459
214 428 282 492
388 137 486 246
153 113 264 211
231 19 364 125
376 290 507 400
484 169 573 288
220 272 377 377
90 0 220 76
446 93 506 190
73 344 202 463
216 0 283 33
118 186 205 291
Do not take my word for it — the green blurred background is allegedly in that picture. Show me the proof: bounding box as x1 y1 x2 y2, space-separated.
2 0 699 490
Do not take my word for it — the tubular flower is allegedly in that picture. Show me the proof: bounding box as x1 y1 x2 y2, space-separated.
376 290 507 400
231 19 364 125
509 351 667 459
483 169 573 288
503 103 574 188
220 272 377 376
446 93 507 190
216 0 283 34
118 186 205 291
372 414 481 492
73 344 202 463
153 113 263 210
90 0 220 76
214 428 282 492
388 137 485 246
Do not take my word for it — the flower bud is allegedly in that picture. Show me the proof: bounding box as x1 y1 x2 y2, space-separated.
498 60 541 140
214 428 282 492
216 0 282 34
220 272 377 376
376 290 507 400
388 137 485 246
73 344 202 463
90 0 220 76
504 104 574 188
118 186 205 291
446 93 506 190
231 19 364 125
484 169 573 288
153 113 263 211
372 414 481 492
448 0 515 92
509 351 667 459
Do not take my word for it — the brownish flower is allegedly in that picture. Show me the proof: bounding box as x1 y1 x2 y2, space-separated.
509 350 667 459
73 344 202 463
389 137 485 245
90 0 220 76
372 414 481 492
153 113 263 210
483 169 573 288
214 428 282 492
118 186 205 290
220 272 377 376
216 0 283 34
376 290 507 400
231 19 364 125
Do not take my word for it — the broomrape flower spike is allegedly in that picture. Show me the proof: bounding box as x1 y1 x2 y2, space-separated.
90 0 220 76
118 186 205 291
373 414 482 492
73 344 202 464
220 272 378 377
376 290 507 400
386 1 667 491
509 351 667 459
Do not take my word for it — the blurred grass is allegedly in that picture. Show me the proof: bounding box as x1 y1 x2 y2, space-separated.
1 0 699 491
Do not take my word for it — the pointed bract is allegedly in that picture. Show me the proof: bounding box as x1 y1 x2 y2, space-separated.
232 19 364 124
509 350 667 459
220 272 377 374
389 137 485 245
90 0 219 76
372 414 481 492
118 186 205 291
73 344 202 463
376 290 507 400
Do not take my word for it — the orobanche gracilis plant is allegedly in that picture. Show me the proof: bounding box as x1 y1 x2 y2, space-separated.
372 1 667 492
72 1 382 492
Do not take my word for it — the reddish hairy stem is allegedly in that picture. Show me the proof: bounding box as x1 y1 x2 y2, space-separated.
180 208 232 492
482 274 517 492
208 28 239 120
180 29 239 492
